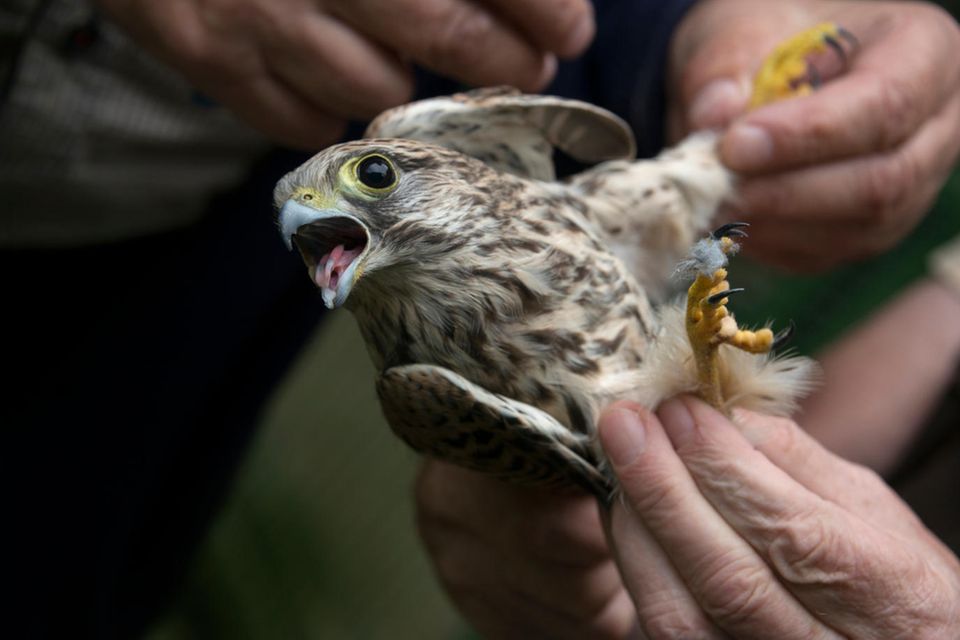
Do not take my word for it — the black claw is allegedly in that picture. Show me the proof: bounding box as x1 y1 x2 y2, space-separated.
823 34 848 66
712 222 750 240
706 287 745 305
837 27 859 50
772 320 796 350
807 63 823 89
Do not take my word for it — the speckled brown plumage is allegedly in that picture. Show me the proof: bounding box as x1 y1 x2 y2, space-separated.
275 88 814 501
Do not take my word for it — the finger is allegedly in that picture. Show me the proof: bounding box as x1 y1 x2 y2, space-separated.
732 215 887 272
656 396 930 633
599 403 835 638
731 408 929 540
729 97 960 270
202 71 346 149
481 0 595 58
721 8 960 174
459 587 637 640
668 6 793 135
523 492 609 567
333 0 556 91
426 520 634 639
264 14 413 120
665 0 827 139
96 0 348 149
605 497 727 639
415 461 609 566
734 92 960 223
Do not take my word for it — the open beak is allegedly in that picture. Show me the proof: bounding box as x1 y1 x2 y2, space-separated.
279 200 371 309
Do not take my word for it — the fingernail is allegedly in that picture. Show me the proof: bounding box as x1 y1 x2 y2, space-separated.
723 123 773 171
599 408 646 467
533 54 558 90
689 78 749 129
657 397 697 444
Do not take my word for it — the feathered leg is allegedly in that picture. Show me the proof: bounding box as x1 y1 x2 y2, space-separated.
681 224 794 410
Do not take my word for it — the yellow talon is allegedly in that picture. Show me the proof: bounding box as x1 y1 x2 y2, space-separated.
682 23 855 408
684 235 775 410
749 22 853 108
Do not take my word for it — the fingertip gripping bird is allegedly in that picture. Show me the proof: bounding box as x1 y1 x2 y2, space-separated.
276 25 852 501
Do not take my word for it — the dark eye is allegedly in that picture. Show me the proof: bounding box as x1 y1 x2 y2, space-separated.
356 155 396 190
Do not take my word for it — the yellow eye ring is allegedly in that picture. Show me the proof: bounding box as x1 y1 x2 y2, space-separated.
354 154 397 192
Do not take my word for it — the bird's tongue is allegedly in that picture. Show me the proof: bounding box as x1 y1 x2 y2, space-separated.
315 243 363 291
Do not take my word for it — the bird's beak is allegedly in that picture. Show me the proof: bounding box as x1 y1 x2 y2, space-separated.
279 199 371 309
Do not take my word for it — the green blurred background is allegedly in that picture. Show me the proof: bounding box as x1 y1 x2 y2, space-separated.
148 3 960 635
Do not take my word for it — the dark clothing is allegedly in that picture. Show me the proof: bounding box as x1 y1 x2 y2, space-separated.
5 151 327 638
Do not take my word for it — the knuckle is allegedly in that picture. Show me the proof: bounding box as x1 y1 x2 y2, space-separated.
427 6 495 70
523 497 605 564
800 103 843 151
696 553 774 626
846 464 886 494
201 0 280 36
639 607 716 640
862 149 917 219
622 471 683 518
165 26 215 73
565 591 618 625
586 611 636 640
576 587 637 640
741 178 789 218
871 79 918 147
547 0 592 48
767 512 855 585
565 564 623 621
760 416 817 467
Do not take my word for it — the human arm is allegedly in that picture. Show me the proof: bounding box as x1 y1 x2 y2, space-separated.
799 276 960 473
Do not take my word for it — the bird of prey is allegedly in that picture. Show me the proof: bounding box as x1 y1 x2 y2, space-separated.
275 25 851 500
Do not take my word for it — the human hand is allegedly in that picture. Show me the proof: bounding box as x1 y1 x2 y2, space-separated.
415 459 636 639
668 0 960 270
599 396 960 638
96 0 594 149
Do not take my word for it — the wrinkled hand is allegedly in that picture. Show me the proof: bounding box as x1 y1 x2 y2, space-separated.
96 0 594 149
599 396 960 639
415 460 636 639
669 0 960 270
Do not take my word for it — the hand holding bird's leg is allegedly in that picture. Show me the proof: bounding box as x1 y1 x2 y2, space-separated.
684 223 787 409
749 22 858 108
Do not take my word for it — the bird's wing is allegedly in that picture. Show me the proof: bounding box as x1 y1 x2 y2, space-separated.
377 363 612 500
364 86 635 181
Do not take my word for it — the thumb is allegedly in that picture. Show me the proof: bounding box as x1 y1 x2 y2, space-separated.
669 2 807 133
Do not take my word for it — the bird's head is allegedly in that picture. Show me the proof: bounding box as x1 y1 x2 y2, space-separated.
276 138 494 309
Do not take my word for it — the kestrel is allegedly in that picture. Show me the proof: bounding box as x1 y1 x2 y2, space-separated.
275 25 851 501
